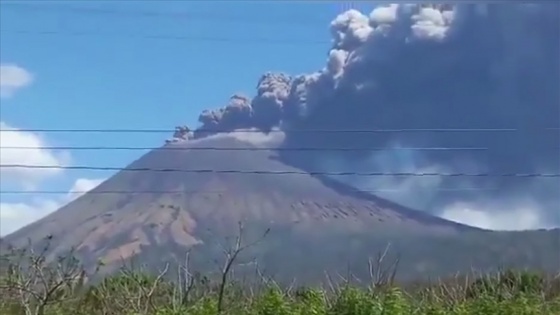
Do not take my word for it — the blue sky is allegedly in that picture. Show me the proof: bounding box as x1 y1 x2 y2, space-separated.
0 1 379 235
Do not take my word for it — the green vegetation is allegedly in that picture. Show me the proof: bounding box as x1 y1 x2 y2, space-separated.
1 243 559 315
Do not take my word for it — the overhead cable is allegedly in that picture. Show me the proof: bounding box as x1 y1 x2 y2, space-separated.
2 127 558 134
0 145 489 152
1 164 558 178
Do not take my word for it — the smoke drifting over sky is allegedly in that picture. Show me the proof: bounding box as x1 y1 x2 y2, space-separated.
181 3 559 228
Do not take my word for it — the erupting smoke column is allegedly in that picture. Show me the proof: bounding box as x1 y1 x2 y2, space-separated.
183 3 559 228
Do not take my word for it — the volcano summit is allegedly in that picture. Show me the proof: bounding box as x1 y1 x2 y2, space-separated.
3 131 559 282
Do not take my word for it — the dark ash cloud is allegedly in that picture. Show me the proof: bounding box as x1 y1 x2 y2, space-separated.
174 3 560 228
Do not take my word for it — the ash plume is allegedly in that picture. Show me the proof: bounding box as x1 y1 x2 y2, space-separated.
183 3 559 227
196 94 253 138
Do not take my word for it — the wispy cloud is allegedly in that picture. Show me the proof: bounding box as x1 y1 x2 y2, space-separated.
440 201 548 231
0 64 33 99
0 122 71 189
0 62 94 236
0 177 106 236
0 64 71 189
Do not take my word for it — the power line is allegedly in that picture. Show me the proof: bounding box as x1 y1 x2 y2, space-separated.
1 164 558 177
1 2 326 26
0 29 329 45
1 127 558 134
0 190 227 195
0 187 499 195
0 2 332 45
0 145 489 152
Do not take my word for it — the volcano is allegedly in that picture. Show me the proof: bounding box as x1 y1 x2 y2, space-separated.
3 132 559 283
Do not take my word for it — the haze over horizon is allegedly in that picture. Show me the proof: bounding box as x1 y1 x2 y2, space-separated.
1 1 559 236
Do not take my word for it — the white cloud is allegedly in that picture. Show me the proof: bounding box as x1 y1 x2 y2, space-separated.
67 178 104 201
0 64 33 98
0 199 60 236
440 202 547 231
0 122 71 189
0 177 105 236
0 64 70 188
0 62 92 235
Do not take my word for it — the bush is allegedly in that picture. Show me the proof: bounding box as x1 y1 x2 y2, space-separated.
1 245 558 315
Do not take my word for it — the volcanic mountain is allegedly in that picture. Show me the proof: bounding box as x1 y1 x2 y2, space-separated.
3 132 559 283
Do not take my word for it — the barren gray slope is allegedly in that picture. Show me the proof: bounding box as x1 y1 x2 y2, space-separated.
3 133 558 282
5 133 470 241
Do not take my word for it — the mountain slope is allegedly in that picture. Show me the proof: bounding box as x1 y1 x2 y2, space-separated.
3 132 559 283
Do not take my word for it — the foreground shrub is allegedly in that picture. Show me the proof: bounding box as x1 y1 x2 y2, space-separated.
1 270 559 315
1 245 558 315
